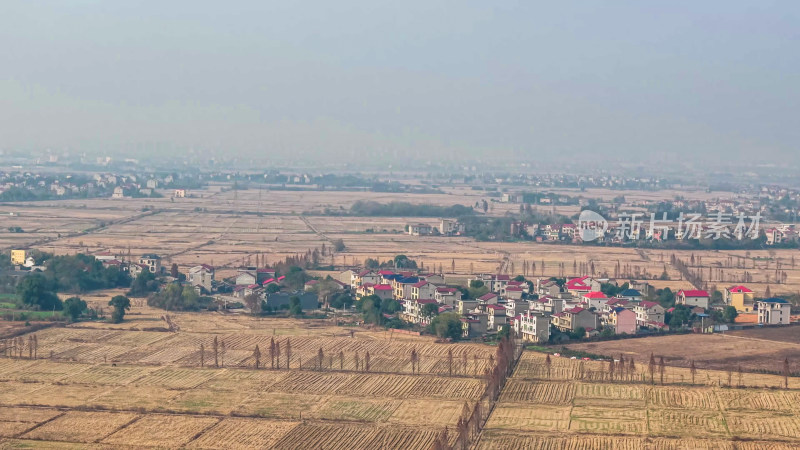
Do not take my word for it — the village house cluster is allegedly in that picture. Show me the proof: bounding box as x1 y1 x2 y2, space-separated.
331 263 793 341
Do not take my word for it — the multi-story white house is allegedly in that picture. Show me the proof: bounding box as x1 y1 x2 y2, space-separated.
634 301 666 327
758 298 791 325
517 311 551 343
188 264 215 292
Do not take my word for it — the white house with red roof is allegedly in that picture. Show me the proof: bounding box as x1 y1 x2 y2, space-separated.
535 279 562 297
354 270 381 288
565 276 601 296
507 280 528 293
581 291 609 310
530 296 568 315
504 285 524 300
358 283 393 301
477 292 499 305
676 289 710 309
469 274 510 294
634 301 666 327
602 298 630 315
410 281 437 300
486 304 507 330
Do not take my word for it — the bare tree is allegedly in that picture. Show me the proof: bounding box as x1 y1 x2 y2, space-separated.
286 339 291 369
213 336 219 367
339 350 344 370
318 347 324 371
270 338 275 369
200 343 205 368
220 341 226 367
649 353 656 385
448 349 453 377
658 357 665 385
690 360 697 385
784 358 790 389
275 341 280 369
365 351 370 372
253 345 261 369
737 365 743 387
545 354 552 379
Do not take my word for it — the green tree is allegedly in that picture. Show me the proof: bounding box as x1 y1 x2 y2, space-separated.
284 266 309 291
289 295 303 316
723 306 739 323
147 283 202 311
109 295 131 323
421 302 439 320
429 312 462 340
128 270 158 297
332 239 346 252
393 254 417 269
244 293 262 314
569 326 586 340
329 293 353 309
16 273 62 311
64 296 87 321
497 325 511 339
467 285 489 300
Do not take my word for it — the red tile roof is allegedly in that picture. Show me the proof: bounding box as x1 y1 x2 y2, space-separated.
583 291 607 299
412 281 429 288
478 293 498 301
487 304 506 311
436 287 457 293
640 301 660 309
416 298 437 304
678 289 709 297
566 276 591 291
728 285 752 293
372 284 393 291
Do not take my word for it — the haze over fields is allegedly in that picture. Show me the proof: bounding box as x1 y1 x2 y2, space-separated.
1 1 799 163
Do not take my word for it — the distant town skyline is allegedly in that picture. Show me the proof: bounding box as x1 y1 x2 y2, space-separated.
1 1 798 163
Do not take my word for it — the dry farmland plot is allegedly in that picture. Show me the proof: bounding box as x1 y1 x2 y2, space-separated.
186 418 299 449
22 410 139 443
476 350 800 449
566 332 800 375
102 414 221 447
0 406 62 438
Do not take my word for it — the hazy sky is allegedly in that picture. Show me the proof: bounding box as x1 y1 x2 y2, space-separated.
1 1 798 162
